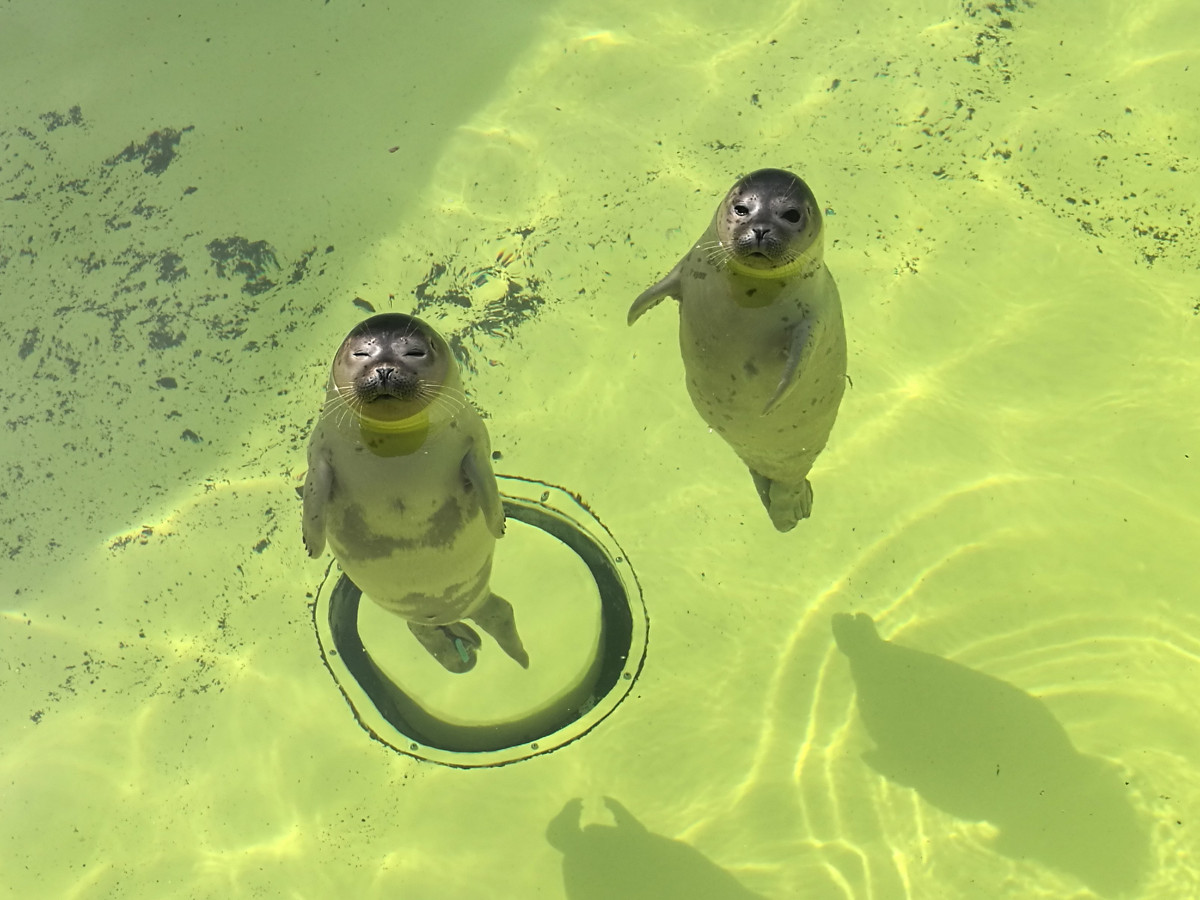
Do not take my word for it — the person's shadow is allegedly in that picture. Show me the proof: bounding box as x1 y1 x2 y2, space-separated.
833 612 1149 897
547 797 768 900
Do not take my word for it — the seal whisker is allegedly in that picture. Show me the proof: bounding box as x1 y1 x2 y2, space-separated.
704 243 735 270
332 403 360 432
323 390 361 429
424 385 463 406
426 381 468 402
422 387 466 418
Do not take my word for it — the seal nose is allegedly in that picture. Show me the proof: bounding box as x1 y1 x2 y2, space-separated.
752 226 769 244
375 366 396 384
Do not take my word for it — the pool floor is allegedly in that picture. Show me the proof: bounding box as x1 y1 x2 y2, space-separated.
2 0 1198 897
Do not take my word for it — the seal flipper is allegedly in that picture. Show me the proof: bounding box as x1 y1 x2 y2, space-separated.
762 314 816 415
470 593 529 668
462 441 505 539
768 479 812 530
749 469 812 531
407 621 482 674
301 453 333 557
628 259 684 325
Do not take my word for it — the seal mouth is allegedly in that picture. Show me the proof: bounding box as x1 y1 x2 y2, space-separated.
730 229 790 265
734 246 786 269
357 371 423 403
362 390 419 405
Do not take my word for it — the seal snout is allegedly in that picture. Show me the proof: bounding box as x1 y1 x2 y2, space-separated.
736 227 785 263
381 373 422 399
754 235 782 262
750 227 773 254
358 362 424 402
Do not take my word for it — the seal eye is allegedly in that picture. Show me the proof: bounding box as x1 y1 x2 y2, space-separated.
353 351 371 357
781 208 802 224
733 204 749 217
404 349 427 359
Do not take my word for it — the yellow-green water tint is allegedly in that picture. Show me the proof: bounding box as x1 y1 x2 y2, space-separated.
2 0 1198 897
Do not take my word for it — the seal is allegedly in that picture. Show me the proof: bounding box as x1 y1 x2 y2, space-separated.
301 313 528 673
628 168 847 531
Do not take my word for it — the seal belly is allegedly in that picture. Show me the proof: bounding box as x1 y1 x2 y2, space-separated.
678 264 847 487
328 510 495 625
320 426 496 625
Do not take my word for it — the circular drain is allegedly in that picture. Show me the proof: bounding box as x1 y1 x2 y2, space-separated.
312 475 647 768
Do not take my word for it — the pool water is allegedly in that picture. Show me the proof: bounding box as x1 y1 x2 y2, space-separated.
2 0 1198 897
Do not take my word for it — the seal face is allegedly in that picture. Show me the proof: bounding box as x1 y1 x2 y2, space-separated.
332 314 448 415
628 169 847 531
302 313 528 673
714 168 822 274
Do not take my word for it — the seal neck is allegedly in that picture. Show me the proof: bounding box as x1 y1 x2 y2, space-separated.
326 383 439 456
356 408 431 435
358 409 434 457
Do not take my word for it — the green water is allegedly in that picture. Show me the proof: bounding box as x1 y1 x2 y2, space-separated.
2 0 1198 897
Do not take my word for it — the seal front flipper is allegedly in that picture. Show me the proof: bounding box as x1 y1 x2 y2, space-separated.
462 441 505 539
301 453 332 557
627 260 684 325
762 314 816 415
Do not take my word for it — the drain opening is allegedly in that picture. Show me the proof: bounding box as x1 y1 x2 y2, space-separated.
313 476 647 768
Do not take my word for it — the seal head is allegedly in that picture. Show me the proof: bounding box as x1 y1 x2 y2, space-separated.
715 168 823 278
328 313 454 432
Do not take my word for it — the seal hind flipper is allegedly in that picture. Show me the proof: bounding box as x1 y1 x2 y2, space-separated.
469 593 529 668
768 478 812 529
462 442 505 539
301 454 333 557
762 314 815 415
628 260 684 325
750 469 812 531
407 621 482 673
